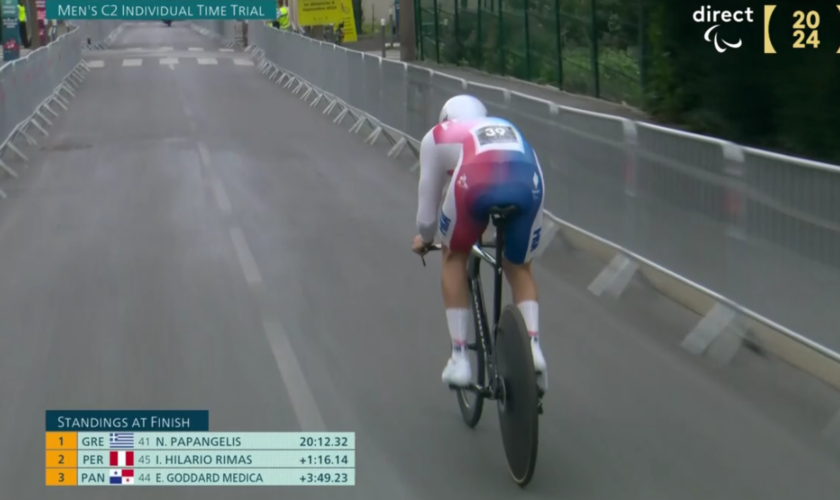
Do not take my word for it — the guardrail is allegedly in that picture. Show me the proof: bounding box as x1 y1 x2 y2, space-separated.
193 20 309 48
0 23 109 198
194 21 840 418
192 21 245 49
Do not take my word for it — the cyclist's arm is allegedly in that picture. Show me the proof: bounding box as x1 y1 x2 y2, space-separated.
416 130 447 244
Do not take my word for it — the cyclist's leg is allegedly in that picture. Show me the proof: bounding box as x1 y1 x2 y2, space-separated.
439 165 489 386
499 162 547 389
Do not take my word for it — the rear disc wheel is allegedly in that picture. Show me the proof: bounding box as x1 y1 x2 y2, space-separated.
495 305 539 487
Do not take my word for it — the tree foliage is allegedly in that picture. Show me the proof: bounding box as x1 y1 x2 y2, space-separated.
424 0 839 160
642 0 840 162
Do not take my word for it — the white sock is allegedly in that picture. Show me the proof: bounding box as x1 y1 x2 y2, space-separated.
445 308 470 356
517 301 539 340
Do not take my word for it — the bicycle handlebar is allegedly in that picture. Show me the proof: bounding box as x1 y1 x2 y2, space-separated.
418 243 441 267
417 237 501 267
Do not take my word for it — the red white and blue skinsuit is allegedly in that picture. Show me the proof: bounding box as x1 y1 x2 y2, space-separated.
416 117 545 264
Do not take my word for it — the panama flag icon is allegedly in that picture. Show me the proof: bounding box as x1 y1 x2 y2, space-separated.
109 469 134 485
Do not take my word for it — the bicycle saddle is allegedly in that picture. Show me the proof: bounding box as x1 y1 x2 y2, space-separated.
488 205 518 217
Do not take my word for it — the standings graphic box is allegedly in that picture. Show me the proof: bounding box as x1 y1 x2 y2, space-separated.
44 410 210 487
45 410 357 486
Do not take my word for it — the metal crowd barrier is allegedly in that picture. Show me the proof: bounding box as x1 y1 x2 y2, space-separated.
191 21 241 48
195 22 840 418
0 22 121 197
191 21 304 48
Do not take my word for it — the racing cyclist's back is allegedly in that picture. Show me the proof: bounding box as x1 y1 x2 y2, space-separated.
417 116 545 265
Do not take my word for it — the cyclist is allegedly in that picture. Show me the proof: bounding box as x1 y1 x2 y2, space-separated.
412 95 547 391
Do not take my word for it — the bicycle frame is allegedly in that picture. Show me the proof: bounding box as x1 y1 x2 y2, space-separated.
458 213 543 485
466 214 508 398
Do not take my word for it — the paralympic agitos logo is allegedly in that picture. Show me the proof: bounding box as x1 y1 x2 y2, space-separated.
693 6 756 53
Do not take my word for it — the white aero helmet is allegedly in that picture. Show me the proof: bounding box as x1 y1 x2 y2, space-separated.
439 95 488 123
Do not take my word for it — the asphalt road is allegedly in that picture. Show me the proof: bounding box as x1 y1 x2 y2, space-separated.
1 22 840 499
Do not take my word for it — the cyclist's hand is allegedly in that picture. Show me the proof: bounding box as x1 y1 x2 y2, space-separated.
412 235 432 255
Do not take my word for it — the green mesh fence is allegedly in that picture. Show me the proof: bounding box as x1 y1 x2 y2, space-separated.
416 0 645 106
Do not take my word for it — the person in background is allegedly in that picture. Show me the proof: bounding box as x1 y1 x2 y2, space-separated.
278 2 290 30
270 0 290 30
18 0 29 48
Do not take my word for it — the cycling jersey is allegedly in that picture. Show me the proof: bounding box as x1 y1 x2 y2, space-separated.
416 117 545 264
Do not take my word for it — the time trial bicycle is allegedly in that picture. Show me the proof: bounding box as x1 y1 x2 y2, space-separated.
419 205 544 487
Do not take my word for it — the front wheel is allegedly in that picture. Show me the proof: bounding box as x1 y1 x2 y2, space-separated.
495 305 539 487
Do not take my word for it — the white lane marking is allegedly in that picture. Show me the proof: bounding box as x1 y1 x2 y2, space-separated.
197 58 218 65
263 320 327 431
233 59 254 66
210 176 232 214
188 47 204 51
228 224 328 431
193 126 329 437
197 142 233 215
122 59 142 67
229 227 262 286
202 154 328 436
86 60 104 68
219 48 234 52
160 57 178 70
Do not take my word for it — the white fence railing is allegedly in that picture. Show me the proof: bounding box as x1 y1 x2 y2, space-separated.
0 22 123 197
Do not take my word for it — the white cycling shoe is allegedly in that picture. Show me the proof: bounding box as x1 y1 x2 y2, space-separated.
442 353 472 387
441 339 548 392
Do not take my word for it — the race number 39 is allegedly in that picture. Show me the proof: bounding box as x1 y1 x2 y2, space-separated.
476 125 519 146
